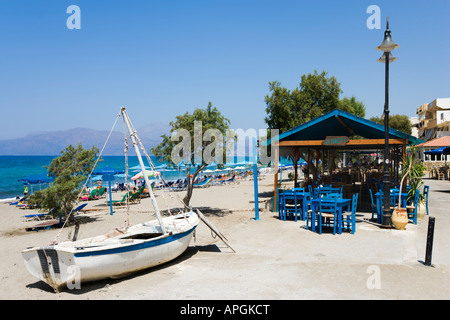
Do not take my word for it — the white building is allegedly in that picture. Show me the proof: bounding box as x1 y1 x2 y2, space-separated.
416 98 450 141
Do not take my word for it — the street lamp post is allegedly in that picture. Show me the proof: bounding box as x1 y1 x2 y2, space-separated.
376 17 399 228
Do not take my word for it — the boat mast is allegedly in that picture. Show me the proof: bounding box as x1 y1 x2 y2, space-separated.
120 107 167 234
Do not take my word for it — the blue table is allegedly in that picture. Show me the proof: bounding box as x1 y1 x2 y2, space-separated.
309 197 352 234
376 190 408 204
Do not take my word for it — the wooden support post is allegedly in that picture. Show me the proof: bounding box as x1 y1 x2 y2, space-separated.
273 141 279 213
253 137 259 220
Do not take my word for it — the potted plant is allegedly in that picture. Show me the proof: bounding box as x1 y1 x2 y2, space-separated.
403 147 426 219
392 158 411 230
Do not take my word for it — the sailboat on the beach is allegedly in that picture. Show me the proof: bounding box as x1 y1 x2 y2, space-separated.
21 108 200 292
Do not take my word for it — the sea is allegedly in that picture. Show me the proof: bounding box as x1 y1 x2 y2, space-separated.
0 155 185 201
0 155 285 201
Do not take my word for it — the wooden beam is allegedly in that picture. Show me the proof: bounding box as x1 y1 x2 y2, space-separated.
346 139 405 146
273 142 279 213
335 116 355 136
279 138 406 147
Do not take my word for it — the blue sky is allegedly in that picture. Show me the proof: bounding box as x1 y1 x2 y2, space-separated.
0 0 449 140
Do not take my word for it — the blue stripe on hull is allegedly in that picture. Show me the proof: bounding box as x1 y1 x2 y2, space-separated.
74 226 197 258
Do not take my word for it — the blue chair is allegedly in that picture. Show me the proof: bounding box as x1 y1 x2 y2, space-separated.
423 185 430 215
376 192 384 224
317 197 338 235
278 189 285 220
406 189 420 225
318 186 332 196
284 191 302 221
304 192 314 230
390 189 400 207
313 187 319 199
330 187 340 194
308 185 313 198
369 189 375 221
342 193 358 234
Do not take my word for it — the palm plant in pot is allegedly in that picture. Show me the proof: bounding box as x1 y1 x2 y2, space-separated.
402 147 426 219
392 158 412 230
393 147 426 229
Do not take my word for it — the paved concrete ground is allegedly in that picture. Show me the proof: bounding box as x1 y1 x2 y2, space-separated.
33 177 448 300
6 177 447 302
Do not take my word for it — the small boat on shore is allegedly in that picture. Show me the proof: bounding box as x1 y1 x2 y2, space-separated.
22 108 199 292
22 211 198 292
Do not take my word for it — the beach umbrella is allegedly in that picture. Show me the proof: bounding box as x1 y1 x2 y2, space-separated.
18 174 53 185
203 169 214 173
92 167 125 176
131 170 160 181
18 174 54 195
129 165 152 172
155 163 168 169
92 167 124 216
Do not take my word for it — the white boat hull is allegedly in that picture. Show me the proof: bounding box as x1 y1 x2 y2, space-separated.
22 211 199 292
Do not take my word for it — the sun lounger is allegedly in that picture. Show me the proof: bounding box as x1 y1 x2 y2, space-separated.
106 191 132 206
171 178 187 191
215 174 236 185
194 177 211 188
9 196 27 206
80 188 99 201
23 208 55 221
128 186 145 203
96 187 106 198
72 203 88 214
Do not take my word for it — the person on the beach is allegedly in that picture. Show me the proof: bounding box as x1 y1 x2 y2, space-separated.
23 185 28 196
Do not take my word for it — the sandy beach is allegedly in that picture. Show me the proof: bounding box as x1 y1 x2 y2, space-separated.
1 173 449 300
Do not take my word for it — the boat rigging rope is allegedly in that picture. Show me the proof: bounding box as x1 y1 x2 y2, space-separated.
49 109 192 245
50 113 121 245
122 116 131 231
124 118 187 228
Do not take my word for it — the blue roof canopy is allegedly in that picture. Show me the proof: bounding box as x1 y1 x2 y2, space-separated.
425 147 450 155
266 109 424 146
445 147 450 155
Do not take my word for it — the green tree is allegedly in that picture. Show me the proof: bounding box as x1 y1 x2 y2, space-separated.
264 81 296 133
151 102 234 210
264 70 344 133
296 70 342 116
340 96 366 118
265 70 348 183
369 114 412 135
29 144 99 222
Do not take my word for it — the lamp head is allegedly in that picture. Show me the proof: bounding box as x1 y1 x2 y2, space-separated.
377 52 398 63
376 17 400 52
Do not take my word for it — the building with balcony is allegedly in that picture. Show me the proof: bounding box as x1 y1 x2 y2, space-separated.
416 98 450 141
415 135 450 163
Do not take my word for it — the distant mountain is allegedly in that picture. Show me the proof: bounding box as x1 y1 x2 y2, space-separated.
0 123 170 156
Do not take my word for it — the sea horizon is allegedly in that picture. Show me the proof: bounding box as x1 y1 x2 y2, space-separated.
0 155 292 201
